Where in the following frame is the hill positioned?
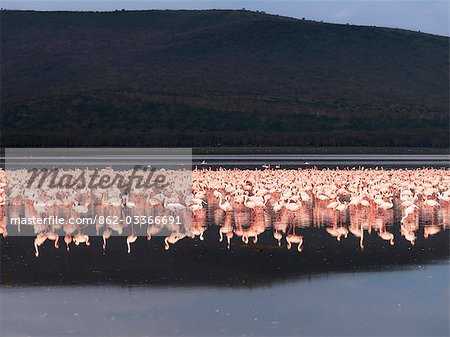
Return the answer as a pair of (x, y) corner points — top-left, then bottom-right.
(1, 10), (449, 147)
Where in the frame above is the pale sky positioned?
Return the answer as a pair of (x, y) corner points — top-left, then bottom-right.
(1, 0), (449, 36)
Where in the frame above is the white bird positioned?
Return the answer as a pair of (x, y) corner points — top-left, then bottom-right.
(73, 202), (88, 214)
(423, 198), (439, 207)
(123, 195), (136, 209)
(126, 235), (137, 253)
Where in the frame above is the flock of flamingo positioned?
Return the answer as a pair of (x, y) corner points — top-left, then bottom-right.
(0, 167), (449, 256)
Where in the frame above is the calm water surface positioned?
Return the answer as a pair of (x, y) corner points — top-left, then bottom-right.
(1, 263), (449, 336)
(4, 153), (449, 169)
(193, 154), (450, 168)
(1, 156), (449, 336)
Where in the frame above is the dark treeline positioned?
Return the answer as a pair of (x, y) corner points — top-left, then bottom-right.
(4, 129), (448, 147)
(3, 93), (448, 147)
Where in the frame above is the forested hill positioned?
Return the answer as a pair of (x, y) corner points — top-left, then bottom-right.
(1, 10), (448, 147)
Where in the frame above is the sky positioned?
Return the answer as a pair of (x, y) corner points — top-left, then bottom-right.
(1, 0), (449, 36)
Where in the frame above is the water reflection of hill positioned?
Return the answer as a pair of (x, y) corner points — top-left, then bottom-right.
(1, 228), (448, 287)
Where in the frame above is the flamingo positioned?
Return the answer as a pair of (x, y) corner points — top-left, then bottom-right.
(423, 198), (439, 208)
(64, 235), (72, 251)
(243, 195), (257, 210)
(437, 193), (450, 202)
(164, 201), (186, 212)
(123, 195), (136, 209)
(349, 223), (365, 250)
(424, 225), (441, 238)
(379, 197), (394, 211)
(73, 234), (90, 246)
(33, 197), (46, 214)
(126, 234), (137, 253)
(285, 198), (301, 212)
(401, 204), (419, 223)
(164, 233), (185, 250)
(379, 231), (394, 245)
(326, 197), (340, 209)
(46, 231), (59, 249)
(102, 228), (111, 250)
(73, 202), (89, 214)
(286, 233), (303, 252)
(286, 224), (303, 252)
(336, 201), (348, 212)
(218, 195), (233, 212)
(273, 230), (283, 246)
(147, 225), (162, 241)
(34, 233), (47, 257)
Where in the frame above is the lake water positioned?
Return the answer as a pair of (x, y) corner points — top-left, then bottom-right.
(4, 153), (449, 169)
(1, 262), (448, 337)
(1, 155), (449, 337)
(192, 154), (449, 168)
(1, 214), (449, 336)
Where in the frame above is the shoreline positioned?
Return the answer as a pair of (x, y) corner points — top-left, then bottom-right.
(193, 147), (449, 155)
